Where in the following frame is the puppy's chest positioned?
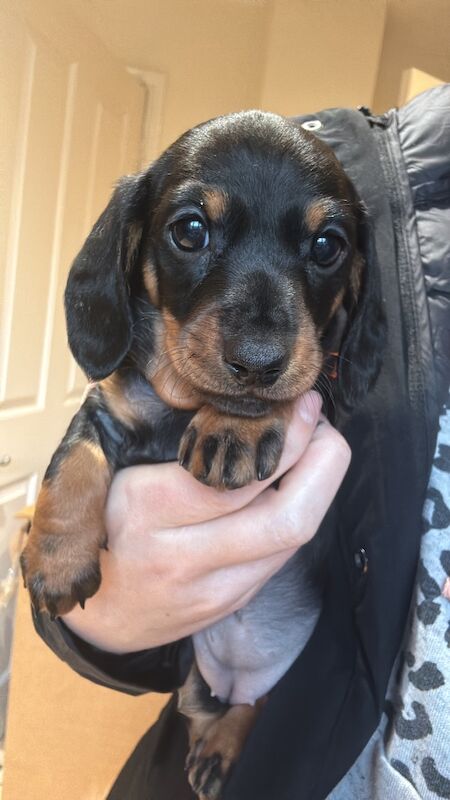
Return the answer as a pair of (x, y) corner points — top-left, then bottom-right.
(192, 553), (322, 706)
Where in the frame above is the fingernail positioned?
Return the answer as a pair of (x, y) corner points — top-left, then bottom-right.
(297, 391), (322, 424)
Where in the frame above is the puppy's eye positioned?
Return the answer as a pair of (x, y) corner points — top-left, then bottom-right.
(311, 233), (343, 267)
(170, 216), (209, 252)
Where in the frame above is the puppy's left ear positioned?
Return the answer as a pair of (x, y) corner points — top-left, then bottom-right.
(338, 205), (386, 408)
(65, 172), (149, 380)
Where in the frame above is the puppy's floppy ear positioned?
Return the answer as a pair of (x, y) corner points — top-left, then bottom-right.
(65, 172), (149, 380)
(337, 204), (386, 408)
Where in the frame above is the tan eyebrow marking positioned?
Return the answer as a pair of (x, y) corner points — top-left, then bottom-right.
(203, 188), (229, 222)
(305, 200), (333, 233)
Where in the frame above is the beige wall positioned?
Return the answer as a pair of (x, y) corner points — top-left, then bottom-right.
(373, 0), (450, 112)
(260, 0), (386, 117)
(398, 67), (445, 106)
(5, 583), (166, 800)
(70, 0), (272, 150)
(70, 0), (450, 155)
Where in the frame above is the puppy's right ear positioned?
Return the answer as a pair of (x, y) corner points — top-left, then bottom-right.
(65, 172), (149, 380)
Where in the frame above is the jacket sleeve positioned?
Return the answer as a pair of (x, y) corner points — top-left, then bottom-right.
(31, 607), (194, 695)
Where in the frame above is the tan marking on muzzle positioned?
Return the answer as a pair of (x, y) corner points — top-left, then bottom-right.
(274, 303), (322, 400)
(149, 309), (204, 410)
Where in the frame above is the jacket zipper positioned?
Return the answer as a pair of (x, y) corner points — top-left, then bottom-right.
(371, 113), (432, 472)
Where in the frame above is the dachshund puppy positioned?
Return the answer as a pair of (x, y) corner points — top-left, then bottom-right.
(21, 111), (385, 799)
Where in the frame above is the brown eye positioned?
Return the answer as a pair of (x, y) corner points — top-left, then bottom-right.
(171, 216), (209, 252)
(311, 233), (343, 267)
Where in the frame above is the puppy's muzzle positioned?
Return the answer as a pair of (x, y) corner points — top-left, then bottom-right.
(224, 339), (287, 387)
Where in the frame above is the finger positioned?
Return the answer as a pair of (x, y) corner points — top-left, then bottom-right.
(108, 391), (323, 529)
(169, 418), (351, 572)
(256, 420), (351, 549)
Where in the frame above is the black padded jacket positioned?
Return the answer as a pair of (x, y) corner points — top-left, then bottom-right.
(33, 85), (450, 800)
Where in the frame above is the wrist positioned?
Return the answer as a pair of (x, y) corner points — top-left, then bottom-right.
(62, 597), (131, 655)
(61, 552), (139, 654)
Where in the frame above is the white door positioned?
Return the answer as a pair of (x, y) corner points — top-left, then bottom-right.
(0, 0), (145, 529)
(0, 0), (146, 743)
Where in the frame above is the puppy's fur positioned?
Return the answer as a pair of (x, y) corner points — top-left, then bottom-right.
(21, 111), (385, 799)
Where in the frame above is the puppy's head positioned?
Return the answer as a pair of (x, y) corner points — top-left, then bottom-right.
(65, 111), (385, 413)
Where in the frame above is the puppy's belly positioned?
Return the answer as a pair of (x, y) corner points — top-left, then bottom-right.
(192, 552), (321, 706)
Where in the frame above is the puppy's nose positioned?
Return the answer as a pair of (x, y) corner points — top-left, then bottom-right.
(224, 341), (286, 387)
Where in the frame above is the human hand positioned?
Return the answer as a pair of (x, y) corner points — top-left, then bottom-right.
(63, 392), (350, 653)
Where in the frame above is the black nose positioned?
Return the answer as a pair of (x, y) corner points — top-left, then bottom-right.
(224, 341), (286, 387)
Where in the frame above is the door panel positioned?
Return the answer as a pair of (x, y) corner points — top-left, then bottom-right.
(0, 0), (146, 502)
(2, 33), (69, 410)
(0, 3), (146, 786)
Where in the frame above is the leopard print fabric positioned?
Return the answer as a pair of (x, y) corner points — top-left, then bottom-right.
(329, 390), (450, 799)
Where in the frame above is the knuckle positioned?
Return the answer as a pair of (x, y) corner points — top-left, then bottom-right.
(147, 554), (171, 582)
(271, 510), (302, 550)
(122, 470), (156, 512)
(190, 590), (229, 624)
(148, 545), (182, 585)
(192, 485), (241, 519)
(320, 425), (351, 465)
(333, 434), (352, 467)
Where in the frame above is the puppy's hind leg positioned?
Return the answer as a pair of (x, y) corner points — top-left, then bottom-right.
(179, 664), (263, 800)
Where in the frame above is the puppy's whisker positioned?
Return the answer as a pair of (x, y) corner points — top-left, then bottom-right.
(169, 359), (194, 402)
(150, 354), (195, 384)
(334, 353), (356, 368)
(315, 373), (337, 413)
(147, 346), (194, 373)
(159, 355), (194, 400)
(153, 355), (192, 393)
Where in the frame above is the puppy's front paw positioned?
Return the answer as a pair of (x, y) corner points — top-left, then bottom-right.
(21, 529), (102, 618)
(178, 406), (284, 489)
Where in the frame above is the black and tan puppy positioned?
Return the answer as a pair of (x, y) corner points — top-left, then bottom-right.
(21, 111), (384, 799)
